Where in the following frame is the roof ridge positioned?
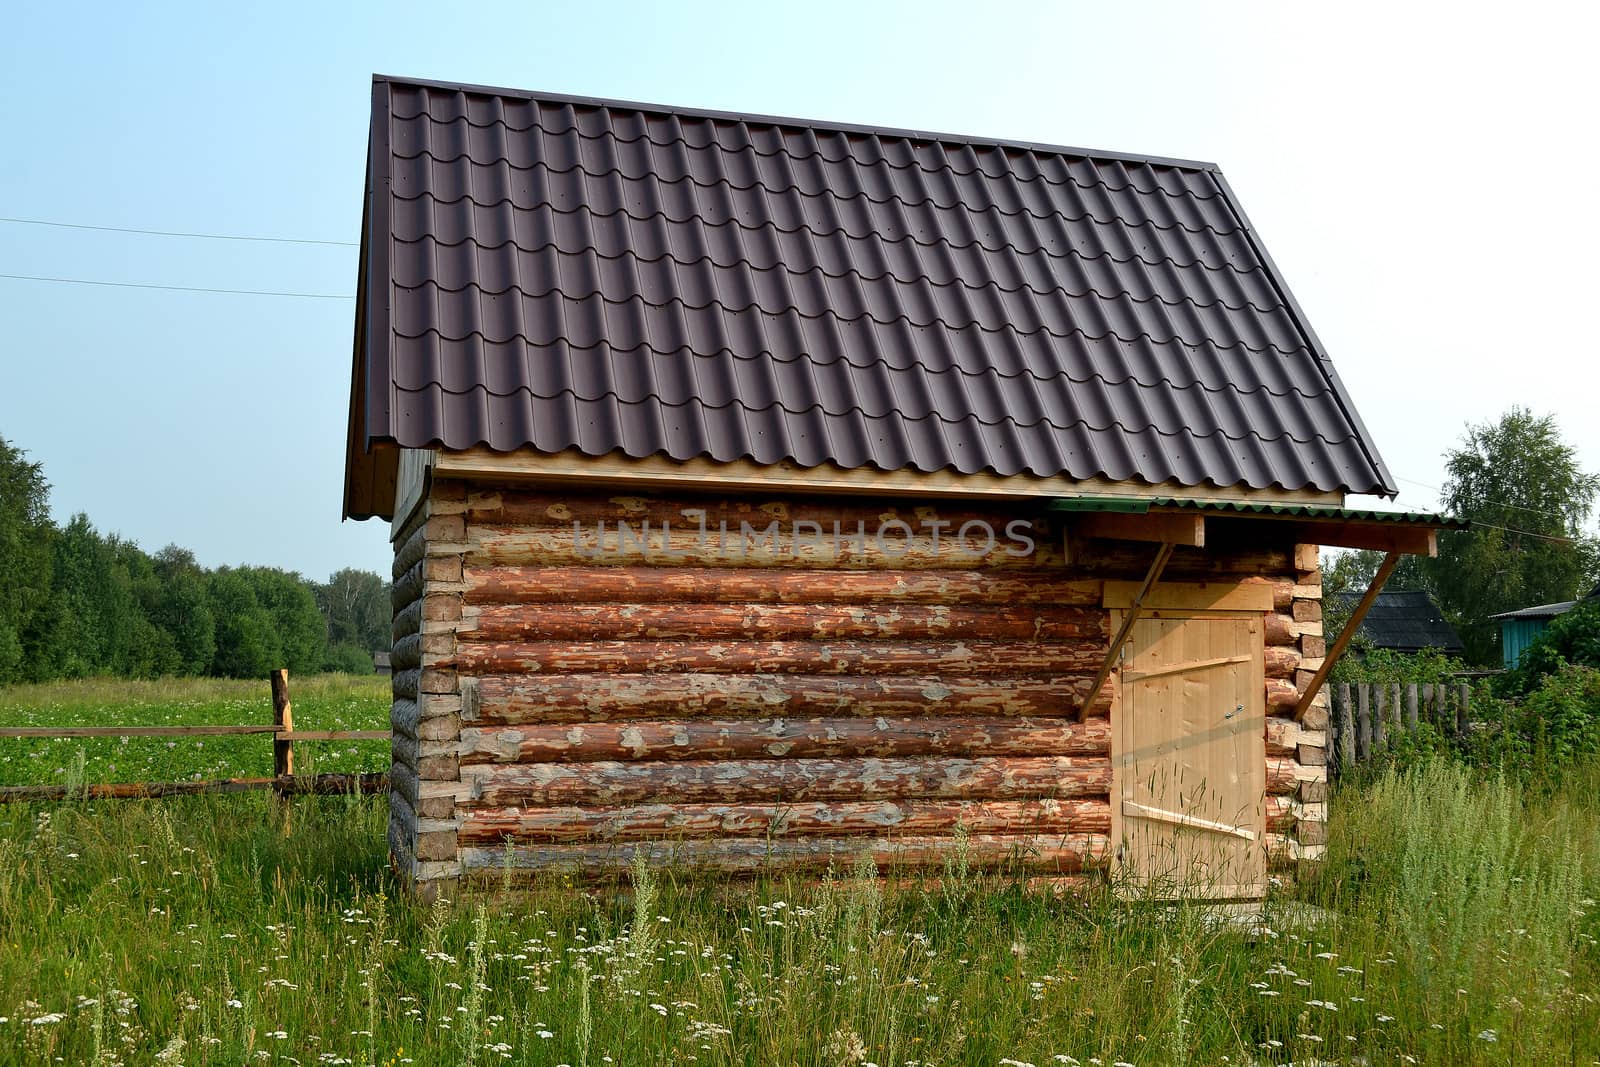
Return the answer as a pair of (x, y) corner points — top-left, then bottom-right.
(374, 73), (1221, 172)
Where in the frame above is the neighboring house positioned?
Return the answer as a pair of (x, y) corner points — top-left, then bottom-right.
(1331, 590), (1464, 656)
(344, 75), (1458, 899)
(1490, 584), (1599, 669)
(372, 650), (392, 675)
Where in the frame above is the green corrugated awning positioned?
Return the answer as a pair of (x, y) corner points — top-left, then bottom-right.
(1044, 497), (1465, 528)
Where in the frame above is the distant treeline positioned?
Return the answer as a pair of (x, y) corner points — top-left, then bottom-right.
(0, 435), (388, 685)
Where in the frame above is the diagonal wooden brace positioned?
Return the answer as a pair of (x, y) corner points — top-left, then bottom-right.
(1078, 541), (1175, 722)
(1293, 550), (1400, 721)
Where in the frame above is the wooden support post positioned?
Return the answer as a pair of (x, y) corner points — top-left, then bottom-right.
(271, 669), (293, 784)
(1293, 550), (1401, 721)
(1078, 542), (1175, 722)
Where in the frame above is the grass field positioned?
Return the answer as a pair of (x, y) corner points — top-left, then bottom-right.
(0, 674), (390, 787)
(0, 677), (1597, 1066)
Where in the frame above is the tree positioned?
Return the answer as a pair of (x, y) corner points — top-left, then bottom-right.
(150, 545), (216, 675)
(1429, 408), (1600, 665)
(207, 568), (281, 679)
(0, 435), (54, 684)
(236, 567), (327, 675)
(313, 567), (388, 672)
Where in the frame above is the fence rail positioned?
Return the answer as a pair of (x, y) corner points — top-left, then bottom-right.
(1330, 681), (1474, 773)
(0, 669), (389, 804)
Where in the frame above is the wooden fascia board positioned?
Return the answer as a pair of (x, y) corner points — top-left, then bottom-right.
(1161, 510), (1440, 556)
(1076, 511), (1205, 547)
(432, 447), (1344, 506)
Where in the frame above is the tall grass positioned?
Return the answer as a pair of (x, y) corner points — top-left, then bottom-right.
(0, 759), (1595, 1064)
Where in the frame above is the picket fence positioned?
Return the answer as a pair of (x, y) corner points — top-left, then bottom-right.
(1328, 681), (1474, 773)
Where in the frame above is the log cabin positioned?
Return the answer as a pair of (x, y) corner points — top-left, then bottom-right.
(343, 74), (1458, 898)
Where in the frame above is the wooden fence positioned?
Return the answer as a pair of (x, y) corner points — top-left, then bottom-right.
(1329, 681), (1474, 773)
(0, 669), (388, 803)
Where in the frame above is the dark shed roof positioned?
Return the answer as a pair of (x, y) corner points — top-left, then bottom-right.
(1333, 590), (1464, 654)
(346, 75), (1397, 519)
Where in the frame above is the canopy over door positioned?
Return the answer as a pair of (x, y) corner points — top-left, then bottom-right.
(1113, 611), (1266, 898)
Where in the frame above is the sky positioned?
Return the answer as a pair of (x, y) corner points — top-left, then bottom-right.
(2, 0), (1597, 580)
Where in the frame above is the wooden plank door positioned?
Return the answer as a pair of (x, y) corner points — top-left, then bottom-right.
(1112, 611), (1266, 898)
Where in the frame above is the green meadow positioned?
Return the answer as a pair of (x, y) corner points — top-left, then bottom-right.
(0, 677), (1596, 1066)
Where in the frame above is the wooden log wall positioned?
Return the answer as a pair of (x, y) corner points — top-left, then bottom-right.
(387, 479), (1326, 891)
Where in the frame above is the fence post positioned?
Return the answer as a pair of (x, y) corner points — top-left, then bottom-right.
(271, 670), (293, 785)
(1405, 683), (1419, 731)
(1457, 682), (1471, 738)
(1337, 683), (1354, 772)
(1372, 685), (1386, 751)
(1357, 685), (1371, 762)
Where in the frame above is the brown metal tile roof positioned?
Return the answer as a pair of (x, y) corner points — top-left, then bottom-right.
(345, 75), (1396, 519)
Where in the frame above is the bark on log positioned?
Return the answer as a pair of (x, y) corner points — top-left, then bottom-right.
(460, 602), (1106, 643)
(463, 524), (1064, 570)
(1071, 542), (1293, 579)
(1266, 678), (1299, 713)
(392, 599), (423, 642)
(464, 755), (1113, 807)
(1264, 612), (1297, 647)
(460, 715), (1113, 764)
(466, 492), (1050, 533)
(1263, 646), (1301, 679)
(452, 640), (1105, 677)
(1267, 758), (1299, 795)
(459, 797), (1114, 844)
(390, 633), (423, 672)
(464, 565), (1103, 608)
(458, 832), (1110, 875)
(391, 561), (425, 611)
(466, 672), (1111, 723)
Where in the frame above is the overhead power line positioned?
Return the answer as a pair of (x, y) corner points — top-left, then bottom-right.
(0, 216), (356, 247)
(0, 273), (353, 300)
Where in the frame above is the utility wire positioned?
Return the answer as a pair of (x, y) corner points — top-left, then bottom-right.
(0, 273), (352, 300)
(0, 216), (356, 247)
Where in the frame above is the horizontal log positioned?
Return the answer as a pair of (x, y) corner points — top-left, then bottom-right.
(392, 518), (430, 581)
(0, 773), (387, 804)
(467, 491), (1048, 534)
(0, 724), (277, 738)
(391, 560), (425, 611)
(390, 633), (422, 671)
(461, 602), (1105, 643)
(459, 716), (1112, 764)
(452, 640), (1104, 677)
(1263, 646), (1301, 680)
(459, 798), (1114, 844)
(464, 522), (1064, 570)
(1266, 678), (1298, 713)
(465, 565), (1103, 607)
(280, 730), (389, 742)
(463, 755), (1112, 807)
(1265, 612), (1297, 647)
(458, 832), (1111, 875)
(392, 599), (423, 642)
(1072, 542), (1293, 579)
(467, 673), (1112, 723)
(1267, 758), (1300, 796)
(391, 668), (420, 701)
